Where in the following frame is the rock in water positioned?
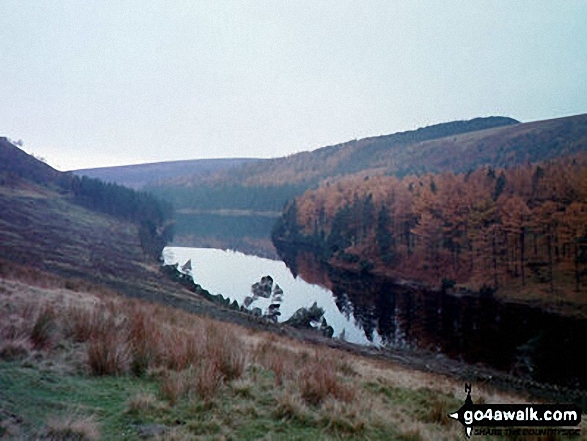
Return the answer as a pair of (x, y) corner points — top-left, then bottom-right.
(251, 275), (273, 298)
(284, 301), (325, 329)
(271, 284), (284, 302)
(181, 259), (192, 274)
(264, 303), (281, 322)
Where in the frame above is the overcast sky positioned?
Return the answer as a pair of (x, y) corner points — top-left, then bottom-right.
(1, 1), (586, 171)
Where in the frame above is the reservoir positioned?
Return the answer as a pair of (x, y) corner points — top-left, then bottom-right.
(163, 246), (587, 390)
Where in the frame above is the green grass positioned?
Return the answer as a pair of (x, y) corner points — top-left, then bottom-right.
(0, 361), (156, 439)
(0, 359), (399, 440)
(2, 274), (584, 440)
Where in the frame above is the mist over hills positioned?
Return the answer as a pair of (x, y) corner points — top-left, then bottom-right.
(144, 114), (587, 214)
(157, 116), (523, 188)
(74, 157), (262, 189)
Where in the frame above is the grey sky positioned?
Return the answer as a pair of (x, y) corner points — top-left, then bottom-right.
(1, 1), (585, 171)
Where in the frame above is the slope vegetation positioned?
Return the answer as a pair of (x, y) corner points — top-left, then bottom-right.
(272, 155), (587, 314)
(149, 114), (587, 215)
(0, 138), (173, 295)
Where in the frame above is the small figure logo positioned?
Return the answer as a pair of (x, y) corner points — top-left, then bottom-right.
(448, 383), (474, 438)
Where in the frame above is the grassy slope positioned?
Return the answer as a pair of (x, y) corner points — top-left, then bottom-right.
(2, 147), (587, 439)
(3, 273), (573, 441)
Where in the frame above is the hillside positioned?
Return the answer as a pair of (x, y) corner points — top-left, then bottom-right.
(0, 137), (66, 187)
(74, 157), (262, 189)
(272, 155), (587, 315)
(4, 266), (558, 440)
(158, 116), (521, 188)
(0, 138), (174, 294)
(2, 139), (557, 440)
(148, 114), (587, 214)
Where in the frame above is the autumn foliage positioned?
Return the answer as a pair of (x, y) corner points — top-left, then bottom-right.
(273, 156), (587, 296)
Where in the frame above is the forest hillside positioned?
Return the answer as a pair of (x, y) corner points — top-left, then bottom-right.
(272, 155), (587, 313)
(149, 114), (587, 213)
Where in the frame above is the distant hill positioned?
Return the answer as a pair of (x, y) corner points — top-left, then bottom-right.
(1, 138), (173, 273)
(158, 116), (523, 189)
(73, 157), (263, 189)
(147, 114), (587, 214)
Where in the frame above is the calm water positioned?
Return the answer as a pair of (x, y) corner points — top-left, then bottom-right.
(163, 246), (372, 345)
(171, 212), (278, 259)
(163, 246), (587, 390)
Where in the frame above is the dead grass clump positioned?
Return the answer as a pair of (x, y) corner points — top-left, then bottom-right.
(86, 309), (129, 376)
(43, 414), (99, 441)
(298, 356), (355, 406)
(319, 399), (366, 435)
(273, 391), (314, 425)
(31, 304), (58, 349)
(337, 359), (358, 377)
(126, 392), (167, 415)
(159, 371), (188, 405)
(231, 378), (253, 399)
(163, 329), (205, 372)
(193, 360), (223, 401)
(206, 328), (246, 382)
(253, 340), (297, 386)
(64, 305), (96, 343)
(0, 338), (31, 361)
(397, 428), (425, 441)
(416, 390), (452, 426)
(127, 305), (163, 376)
(87, 334), (129, 376)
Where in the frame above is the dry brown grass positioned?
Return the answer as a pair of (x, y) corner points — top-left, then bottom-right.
(193, 360), (223, 401)
(85, 305), (130, 376)
(273, 391), (314, 424)
(206, 325), (247, 382)
(3, 267), (562, 441)
(30, 304), (58, 350)
(43, 414), (100, 441)
(0, 337), (31, 361)
(159, 371), (188, 405)
(126, 392), (166, 415)
(253, 339), (299, 386)
(298, 353), (356, 406)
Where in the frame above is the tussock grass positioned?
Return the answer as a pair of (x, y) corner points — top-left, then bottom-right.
(193, 360), (223, 401)
(0, 337), (31, 361)
(253, 339), (299, 386)
(126, 392), (166, 415)
(86, 306), (130, 376)
(159, 370), (188, 405)
(273, 391), (314, 424)
(298, 353), (356, 406)
(30, 304), (58, 349)
(3, 274), (584, 440)
(43, 414), (99, 441)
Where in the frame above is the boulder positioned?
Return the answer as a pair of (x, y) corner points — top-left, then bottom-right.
(284, 301), (325, 329)
(181, 259), (192, 274)
(251, 275), (273, 298)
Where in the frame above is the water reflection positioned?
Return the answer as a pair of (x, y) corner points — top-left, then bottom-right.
(171, 212), (279, 259)
(280, 247), (587, 389)
(162, 246), (371, 345)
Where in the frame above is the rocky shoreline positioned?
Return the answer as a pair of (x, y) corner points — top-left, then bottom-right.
(160, 262), (587, 411)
